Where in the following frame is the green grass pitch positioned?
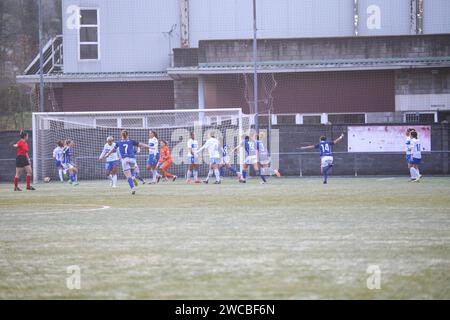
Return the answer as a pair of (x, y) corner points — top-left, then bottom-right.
(0, 177), (449, 299)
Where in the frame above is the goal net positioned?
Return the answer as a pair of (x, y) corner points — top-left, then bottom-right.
(32, 108), (250, 183)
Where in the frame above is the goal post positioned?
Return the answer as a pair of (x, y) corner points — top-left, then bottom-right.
(32, 108), (250, 183)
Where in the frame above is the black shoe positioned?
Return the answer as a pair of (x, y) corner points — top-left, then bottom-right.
(203, 180), (209, 184)
(172, 176), (177, 182)
(323, 181), (327, 184)
(214, 181), (221, 184)
(27, 186), (36, 190)
(156, 175), (161, 184)
(131, 190), (136, 195)
(14, 187), (22, 191)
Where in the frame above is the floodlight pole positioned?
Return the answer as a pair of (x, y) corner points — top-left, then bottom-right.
(38, 0), (44, 112)
(252, 0), (259, 136)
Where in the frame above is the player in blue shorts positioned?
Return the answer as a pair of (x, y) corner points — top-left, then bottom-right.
(255, 132), (281, 183)
(146, 130), (160, 184)
(52, 140), (65, 182)
(301, 133), (344, 184)
(102, 130), (150, 194)
(408, 130), (422, 182)
(405, 128), (416, 181)
(99, 136), (120, 188)
(131, 146), (146, 185)
(196, 133), (221, 184)
(231, 135), (266, 183)
(186, 132), (201, 183)
(219, 139), (238, 180)
(62, 139), (78, 186)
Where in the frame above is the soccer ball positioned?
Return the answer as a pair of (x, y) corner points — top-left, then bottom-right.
(43, 177), (51, 183)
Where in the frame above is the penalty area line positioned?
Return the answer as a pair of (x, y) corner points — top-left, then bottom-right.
(3, 205), (111, 216)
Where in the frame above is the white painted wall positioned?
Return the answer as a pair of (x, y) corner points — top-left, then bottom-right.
(62, 0), (450, 73)
(396, 94), (450, 111)
(63, 0), (181, 73)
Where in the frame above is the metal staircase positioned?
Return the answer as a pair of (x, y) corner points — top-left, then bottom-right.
(23, 35), (63, 75)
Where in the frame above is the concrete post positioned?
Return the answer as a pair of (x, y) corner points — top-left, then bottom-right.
(180, 0), (190, 48)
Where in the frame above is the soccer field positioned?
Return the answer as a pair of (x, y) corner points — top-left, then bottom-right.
(0, 177), (449, 299)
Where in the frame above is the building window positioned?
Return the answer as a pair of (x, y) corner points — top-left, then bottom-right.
(405, 113), (436, 124)
(328, 114), (366, 124)
(79, 9), (99, 60)
(303, 115), (321, 125)
(277, 115), (296, 125)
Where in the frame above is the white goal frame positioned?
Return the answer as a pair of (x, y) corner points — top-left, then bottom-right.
(32, 108), (247, 183)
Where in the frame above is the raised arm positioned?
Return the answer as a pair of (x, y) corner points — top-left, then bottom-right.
(196, 140), (210, 154)
(333, 133), (345, 145)
(102, 145), (116, 160)
(229, 142), (242, 155)
(138, 142), (150, 149)
(99, 148), (107, 160)
(301, 145), (316, 150)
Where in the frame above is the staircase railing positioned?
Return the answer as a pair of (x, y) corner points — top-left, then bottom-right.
(24, 35), (63, 75)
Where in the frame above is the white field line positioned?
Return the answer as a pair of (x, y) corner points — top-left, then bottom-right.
(1, 205), (111, 216)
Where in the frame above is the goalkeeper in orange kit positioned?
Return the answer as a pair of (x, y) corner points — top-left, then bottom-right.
(156, 140), (177, 183)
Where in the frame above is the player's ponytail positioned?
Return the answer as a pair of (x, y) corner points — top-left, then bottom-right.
(20, 130), (27, 139)
(151, 130), (158, 139)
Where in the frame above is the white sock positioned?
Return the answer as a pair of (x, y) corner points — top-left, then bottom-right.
(413, 168), (420, 178)
(416, 168), (420, 176)
(112, 174), (117, 186)
(186, 170), (192, 180)
(410, 167), (417, 179)
(193, 170), (198, 181)
(214, 169), (220, 181)
(152, 170), (157, 182)
(58, 169), (63, 181)
(206, 170), (213, 181)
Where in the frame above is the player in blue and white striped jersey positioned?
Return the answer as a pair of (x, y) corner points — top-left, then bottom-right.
(405, 128), (417, 181)
(62, 139), (78, 186)
(408, 130), (422, 182)
(99, 136), (120, 188)
(146, 130), (160, 184)
(52, 140), (65, 182)
(186, 132), (201, 183)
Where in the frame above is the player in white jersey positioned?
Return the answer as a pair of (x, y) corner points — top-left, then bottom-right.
(146, 130), (160, 184)
(186, 132), (201, 183)
(408, 130), (422, 182)
(99, 136), (119, 188)
(195, 132), (221, 184)
(405, 128), (416, 181)
(52, 140), (65, 182)
(254, 133), (281, 182)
